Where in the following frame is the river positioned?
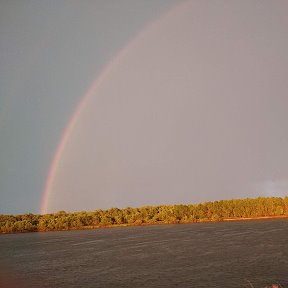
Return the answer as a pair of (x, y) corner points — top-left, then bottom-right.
(0, 219), (287, 287)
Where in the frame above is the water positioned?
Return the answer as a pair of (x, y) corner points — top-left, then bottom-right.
(0, 219), (287, 287)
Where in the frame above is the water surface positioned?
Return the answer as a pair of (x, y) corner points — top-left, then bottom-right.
(0, 219), (287, 287)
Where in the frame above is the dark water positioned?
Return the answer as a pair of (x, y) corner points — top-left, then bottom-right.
(0, 219), (288, 287)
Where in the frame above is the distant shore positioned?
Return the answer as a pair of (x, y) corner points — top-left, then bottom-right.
(74, 214), (288, 232)
(31, 215), (288, 235)
(1, 196), (288, 234)
(2, 213), (288, 235)
(1, 216), (288, 235)
(79, 214), (288, 230)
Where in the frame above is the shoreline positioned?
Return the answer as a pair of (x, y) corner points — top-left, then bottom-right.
(223, 215), (288, 222)
(2, 214), (288, 235)
(2, 197), (288, 234)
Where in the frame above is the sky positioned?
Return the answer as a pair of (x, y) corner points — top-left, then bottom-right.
(1, 0), (288, 215)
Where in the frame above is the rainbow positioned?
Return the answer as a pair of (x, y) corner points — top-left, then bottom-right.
(40, 48), (128, 214)
(40, 2), (185, 214)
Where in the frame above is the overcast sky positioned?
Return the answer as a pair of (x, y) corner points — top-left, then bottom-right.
(1, 0), (288, 214)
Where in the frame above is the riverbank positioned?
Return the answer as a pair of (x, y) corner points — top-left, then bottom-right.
(1, 213), (288, 235)
(1, 196), (288, 234)
(223, 215), (288, 222)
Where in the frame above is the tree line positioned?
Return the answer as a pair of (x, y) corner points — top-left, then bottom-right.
(1, 197), (288, 233)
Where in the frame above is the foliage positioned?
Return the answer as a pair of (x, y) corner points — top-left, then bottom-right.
(1, 197), (288, 233)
